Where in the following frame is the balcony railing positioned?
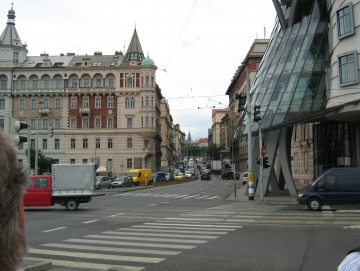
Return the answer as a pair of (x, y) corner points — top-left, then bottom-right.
(79, 107), (91, 116)
(38, 108), (51, 116)
(65, 87), (116, 93)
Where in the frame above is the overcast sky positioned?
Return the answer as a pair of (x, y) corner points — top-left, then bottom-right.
(1, 0), (276, 141)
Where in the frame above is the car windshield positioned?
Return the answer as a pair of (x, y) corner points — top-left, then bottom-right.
(243, 173), (248, 177)
(127, 172), (138, 177)
(177, 173), (183, 176)
(185, 171), (191, 174)
(96, 176), (102, 181)
(115, 177), (125, 181)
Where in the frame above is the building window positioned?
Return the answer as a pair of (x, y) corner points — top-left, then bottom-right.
(336, 3), (354, 39)
(56, 79), (62, 88)
(1, 80), (7, 89)
(42, 119), (48, 129)
(71, 97), (77, 109)
(0, 99), (5, 109)
(33, 80), (38, 89)
(70, 118), (76, 129)
(127, 77), (133, 88)
(141, 97), (144, 107)
(107, 97), (113, 108)
(151, 77), (154, 87)
(43, 98), (49, 108)
(72, 79), (77, 88)
(42, 139), (47, 150)
(338, 51), (359, 86)
(31, 139), (35, 149)
(55, 118), (60, 129)
(141, 117), (143, 127)
(55, 98), (61, 108)
(83, 97), (89, 107)
(107, 118), (113, 128)
(70, 159), (75, 164)
(96, 138), (100, 149)
(30, 119), (37, 129)
(151, 117), (154, 127)
(0, 118), (4, 129)
(151, 97), (154, 106)
(84, 79), (90, 88)
(96, 79), (101, 88)
(83, 159), (88, 164)
(13, 52), (18, 63)
(130, 97), (135, 107)
(83, 118), (89, 128)
(127, 138), (132, 148)
(127, 158), (132, 168)
(95, 97), (101, 108)
(108, 138), (113, 148)
(145, 76), (149, 86)
(127, 118), (132, 128)
(145, 96), (149, 106)
(55, 139), (60, 149)
(21, 80), (26, 89)
(19, 98), (24, 109)
(145, 117), (149, 127)
(83, 138), (88, 149)
(18, 142), (23, 150)
(125, 97), (130, 107)
(31, 99), (37, 109)
(109, 78), (114, 88)
(71, 138), (76, 149)
(95, 118), (101, 129)
(44, 80), (50, 89)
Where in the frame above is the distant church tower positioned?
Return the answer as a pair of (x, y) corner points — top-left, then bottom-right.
(187, 131), (192, 142)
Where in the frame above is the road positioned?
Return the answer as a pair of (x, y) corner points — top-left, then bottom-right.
(23, 173), (360, 271)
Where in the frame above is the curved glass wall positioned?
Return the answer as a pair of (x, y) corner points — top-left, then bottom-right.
(238, 0), (330, 137)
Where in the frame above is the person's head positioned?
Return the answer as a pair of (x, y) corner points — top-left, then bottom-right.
(0, 129), (28, 270)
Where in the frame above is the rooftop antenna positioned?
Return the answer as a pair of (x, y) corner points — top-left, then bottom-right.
(123, 39), (125, 53)
(264, 26), (266, 39)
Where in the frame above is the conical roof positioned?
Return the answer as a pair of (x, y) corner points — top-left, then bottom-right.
(122, 28), (145, 63)
(0, 4), (25, 48)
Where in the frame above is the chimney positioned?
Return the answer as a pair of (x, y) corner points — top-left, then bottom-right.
(115, 51), (123, 56)
(94, 51), (102, 56)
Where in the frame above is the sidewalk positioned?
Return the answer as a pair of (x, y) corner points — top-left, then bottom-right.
(227, 183), (299, 205)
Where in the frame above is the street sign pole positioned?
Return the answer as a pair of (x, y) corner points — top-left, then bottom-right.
(259, 128), (264, 202)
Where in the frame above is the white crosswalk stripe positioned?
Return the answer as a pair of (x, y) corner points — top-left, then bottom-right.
(113, 192), (222, 200)
(26, 209), (244, 270)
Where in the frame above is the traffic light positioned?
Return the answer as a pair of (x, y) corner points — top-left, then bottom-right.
(257, 156), (261, 165)
(253, 105), (261, 122)
(263, 156), (270, 168)
(236, 93), (246, 112)
(49, 126), (54, 137)
(13, 121), (28, 146)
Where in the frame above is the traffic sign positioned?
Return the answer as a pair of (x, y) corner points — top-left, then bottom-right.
(261, 146), (267, 156)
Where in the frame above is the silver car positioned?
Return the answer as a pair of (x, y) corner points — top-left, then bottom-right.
(111, 176), (138, 188)
(185, 170), (192, 178)
(96, 176), (112, 189)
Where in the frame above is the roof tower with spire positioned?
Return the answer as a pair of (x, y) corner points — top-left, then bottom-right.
(122, 28), (145, 65)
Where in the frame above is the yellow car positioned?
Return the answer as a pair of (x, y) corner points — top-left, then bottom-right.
(174, 172), (186, 180)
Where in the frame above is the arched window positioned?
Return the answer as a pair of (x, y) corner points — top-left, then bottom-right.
(125, 97), (130, 107)
(130, 97), (135, 107)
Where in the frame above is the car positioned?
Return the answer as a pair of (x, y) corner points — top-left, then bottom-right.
(184, 170), (192, 178)
(111, 176), (137, 188)
(152, 172), (166, 183)
(200, 170), (211, 180)
(174, 172), (186, 180)
(165, 173), (174, 181)
(242, 172), (248, 184)
(173, 169), (180, 176)
(115, 173), (127, 180)
(221, 171), (235, 180)
(189, 169), (195, 176)
(234, 171), (240, 180)
(96, 176), (112, 189)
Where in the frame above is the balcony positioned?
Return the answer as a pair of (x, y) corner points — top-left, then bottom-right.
(65, 87), (116, 94)
(79, 107), (91, 116)
(38, 108), (51, 116)
(141, 127), (156, 138)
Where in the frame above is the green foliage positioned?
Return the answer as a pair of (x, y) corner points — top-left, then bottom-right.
(25, 148), (57, 174)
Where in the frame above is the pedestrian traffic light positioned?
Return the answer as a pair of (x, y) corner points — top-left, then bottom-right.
(13, 121), (28, 146)
(253, 105), (261, 122)
(236, 93), (246, 112)
(49, 126), (54, 137)
(257, 156), (261, 165)
(263, 156), (270, 168)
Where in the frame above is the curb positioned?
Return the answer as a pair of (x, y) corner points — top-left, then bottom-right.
(17, 260), (52, 271)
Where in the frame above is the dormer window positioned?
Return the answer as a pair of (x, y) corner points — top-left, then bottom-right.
(35, 63), (43, 67)
(53, 62), (63, 67)
(13, 52), (18, 63)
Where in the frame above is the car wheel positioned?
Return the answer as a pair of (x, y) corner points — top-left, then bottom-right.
(97, 185), (101, 190)
(307, 197), (322, 211)
(65, 198), (78, 211)
(108, 184), (111, 189)
(137, 182), (140, 186)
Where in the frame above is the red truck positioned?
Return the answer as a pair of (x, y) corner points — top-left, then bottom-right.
(23, 164), (95, 211)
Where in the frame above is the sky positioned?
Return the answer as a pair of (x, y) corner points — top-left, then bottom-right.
(0, 0), (276, 141)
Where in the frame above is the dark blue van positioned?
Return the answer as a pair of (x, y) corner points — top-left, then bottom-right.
(152, 172), (166, 183)
(297, 168), (360, 211)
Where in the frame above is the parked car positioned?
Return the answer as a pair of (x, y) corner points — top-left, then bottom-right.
(174, 172), (186, 180)
(152, 172), (166, 183)
(115, 173), (127, 180)
(111, 176), (137, 188)
(221, 171), (235, 180)
(242, 172), (248, 184)
(234, 171), (240, 180)
(96, 176), (112, 189)
(165, 173), (174, 181)
(189, 169), (196, 176)
(185, 170), (192, 178)
(200, 170), (211, 180)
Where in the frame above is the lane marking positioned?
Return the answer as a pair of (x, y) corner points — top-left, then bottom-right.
(103, 231), (219, 239)
(123, 228), (228, 235)
(143, 222), (242, 229)
(148, 204), (157, 206)
(131, 225), (237, 231)
(83, 220), (97, 224)
(42, 227), (66, 233)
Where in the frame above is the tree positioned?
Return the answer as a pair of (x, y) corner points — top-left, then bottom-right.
(25, 148), (57, 174)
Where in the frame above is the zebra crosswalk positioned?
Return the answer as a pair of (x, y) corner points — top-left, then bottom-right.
(113, 192), (223, 200)
(25, 210), (243, 270)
